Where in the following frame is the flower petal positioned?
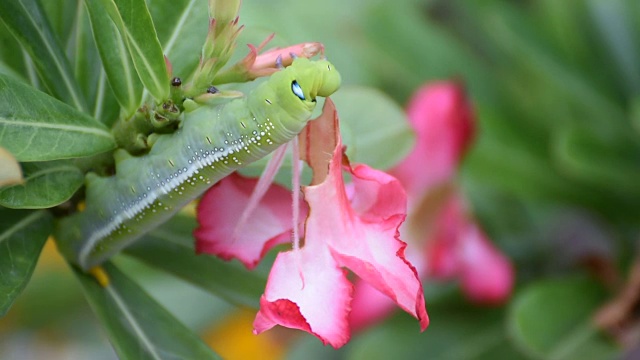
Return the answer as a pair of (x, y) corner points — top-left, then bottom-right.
(349, 164), (407, 222)
(458, 224), (514, 304)
(253, 242), (353, 348)
(427, 195), (513, 304)
(302, 101), (429, 330)
(391, 82), (475, 198)
(194, 173), (296, 269)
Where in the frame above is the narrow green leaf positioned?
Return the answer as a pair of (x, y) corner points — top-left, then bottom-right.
(0, 60), (28, 84)
(72, 262), (221, 359)
(40, 0), (80, 54)
(72, 0), (103, 113)
(93, 69), (122, 127)
(332, 86), (415, 170)
(102, 0), (170, 102)
(0, 161), (84, 209)
(84, 0), (142, 116)
(125, 215), (266, 309)
(0, 209), (52, 316)
(509, 276), (617, 360)
(0, 0), (88, 112)
(0, 74), (116, 162)
(0, 20), (29, 82)
(149, 0), (209, 80)
(0, 146), (23, 187)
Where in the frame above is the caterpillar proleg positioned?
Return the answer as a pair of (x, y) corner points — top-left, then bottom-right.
(55, 58), (341, 270)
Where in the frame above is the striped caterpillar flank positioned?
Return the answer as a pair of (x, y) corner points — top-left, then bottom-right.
(55, 58), (341, 270)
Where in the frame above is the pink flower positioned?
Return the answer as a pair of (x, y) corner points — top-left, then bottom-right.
(392, 82), (475, 198)
(196, 100), (428, 348)
(349, 82), (513, 330)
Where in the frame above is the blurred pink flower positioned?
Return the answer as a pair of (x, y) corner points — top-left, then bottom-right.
(195, 99), (428, 348)
(428, 194), (513, 304)
(349, 82), (513, 331)
(392, 82), (475, 198)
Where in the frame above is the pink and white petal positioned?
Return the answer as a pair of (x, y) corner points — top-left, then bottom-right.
(328, 218), (429, 331)
(349, 164), (407, 222)
(253, 242), (353, 348)
(194, 173), (296, 269)
(303, 144), (428, 330)
(458, 224), (514, 304)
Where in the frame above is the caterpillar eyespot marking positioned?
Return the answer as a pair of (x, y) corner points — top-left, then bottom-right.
(291, 80), (305, 100)
(55, 58), (342, 270)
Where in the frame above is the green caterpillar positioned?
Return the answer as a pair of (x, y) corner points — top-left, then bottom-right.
(55, 58), (340, 270)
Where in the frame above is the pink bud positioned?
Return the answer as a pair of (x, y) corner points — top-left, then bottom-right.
(252, 42), (324, 72)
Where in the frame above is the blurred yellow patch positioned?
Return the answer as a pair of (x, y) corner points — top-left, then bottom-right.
(202, 309), (285, 360)
(180, 200), (199, 217)
(39, 237), (66, 269)
(88, 266), (110, 287)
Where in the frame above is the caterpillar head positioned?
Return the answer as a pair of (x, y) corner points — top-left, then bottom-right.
(268, 58), (341, 116)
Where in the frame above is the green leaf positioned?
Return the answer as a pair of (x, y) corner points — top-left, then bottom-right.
(0, 74), (116, 162)
(509, 276), (618, 360)
(73, 262), (221, 359)
(124, 215), (266, 309)
(40, 0), (79, 53)
(332, 86), (415, 170)
(84, 0), (143, 117)
(0, 161), (84, 209)
(72, 0), (103, 114)
(0, 0), (88, 112)
(0, 209), (52, 316)
(149, 0), (209, 81)
(0, 20), (29, 82)
(93, 70), (122, 127)
(102, 0), (170, 102)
